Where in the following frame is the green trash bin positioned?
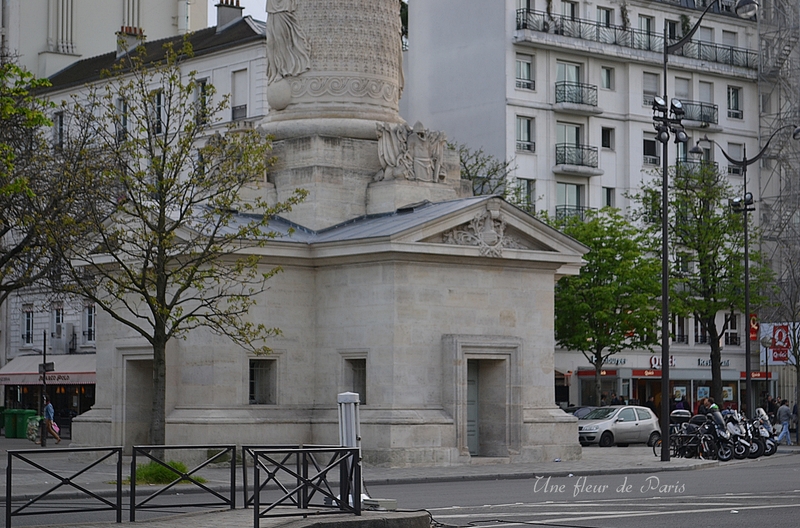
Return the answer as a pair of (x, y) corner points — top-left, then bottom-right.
(4, 409), (17, 438)
(16, 409), (37, 439)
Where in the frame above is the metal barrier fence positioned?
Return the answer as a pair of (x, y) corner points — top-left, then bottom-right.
(130, 444), (236, 522)
(5, 447), (123, 528)
(250, 446), (361, 521)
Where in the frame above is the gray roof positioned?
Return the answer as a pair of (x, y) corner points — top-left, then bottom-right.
(232, 195), (495, 245)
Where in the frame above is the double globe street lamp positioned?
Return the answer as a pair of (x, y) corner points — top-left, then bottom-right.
(689, 125), (800, 418)
(653, 0), (761, 461)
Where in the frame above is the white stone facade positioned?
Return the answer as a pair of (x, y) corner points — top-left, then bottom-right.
(9, 0), (594, 467)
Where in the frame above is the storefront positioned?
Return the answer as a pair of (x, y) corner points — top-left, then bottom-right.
(0, 354), (96, 419)
(561, 350), (749, 413)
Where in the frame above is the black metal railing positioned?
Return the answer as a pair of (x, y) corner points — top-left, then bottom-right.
(250, 445), (361, 520)
(516, 78), (534, 90)
(674, 334), (690, 344)
(516, 9), (758, 70)
(555, 143), (598, 167)
(6, 447), (123, 528)
(725, 333), (741, 346)
(130, 444), (236, 522)
(516, 140), (536, 152)
(555, 205), (593, 221)
(681, 100), (719, 124)
(232, 104), (247, 121)
(555, 81), (598, 106)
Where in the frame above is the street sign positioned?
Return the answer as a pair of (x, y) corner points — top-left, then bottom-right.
(38, 362), (55, 374)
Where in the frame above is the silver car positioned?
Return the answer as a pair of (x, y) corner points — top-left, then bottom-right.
(578, 405), (660, 447)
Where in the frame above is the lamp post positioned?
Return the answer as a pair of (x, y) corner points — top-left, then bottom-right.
(654, 0), (760, 461)
(760, 335), (774, 402)
(690, 125), (800, 418)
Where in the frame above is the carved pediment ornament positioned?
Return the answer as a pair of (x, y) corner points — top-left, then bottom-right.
(442, 206), (527, 257)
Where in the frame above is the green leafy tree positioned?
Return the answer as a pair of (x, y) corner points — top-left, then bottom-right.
(0, 56), (94, 307)
(547, 208), (661, 405)
(55, 40), (305, 449)
(634, 162), (772, 406)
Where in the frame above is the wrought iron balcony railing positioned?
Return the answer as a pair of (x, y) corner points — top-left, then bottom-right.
(681, 100), (719, 124)
(555, 81), (598, 106)
(725, 333), (741, 346)
(556, 143), (598, 167)
(674, 334), (690, 344)
(555, 204), (593, 221)
(516, 140), (536, 152)
(516, 9), (758, 70)
(677, 159), (719, 172)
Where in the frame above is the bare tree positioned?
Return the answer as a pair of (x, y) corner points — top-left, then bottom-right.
(55, 40), (305, 448)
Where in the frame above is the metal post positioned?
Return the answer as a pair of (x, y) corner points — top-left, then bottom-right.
(41, 331), (47, 447)
(741, 145), (753, 417)
(659, 20), (671, 463)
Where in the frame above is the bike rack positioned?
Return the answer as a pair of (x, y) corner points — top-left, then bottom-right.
(5, 447), (123, 528)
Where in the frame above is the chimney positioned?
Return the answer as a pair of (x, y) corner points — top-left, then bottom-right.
(116, 26), (145, 58)
(216, 0), (244, 30)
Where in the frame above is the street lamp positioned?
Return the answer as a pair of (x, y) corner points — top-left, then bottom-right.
(689, 124), (800, 418)
(654, 0), (759, 462)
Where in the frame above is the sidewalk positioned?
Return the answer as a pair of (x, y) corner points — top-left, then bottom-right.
(2, 435), (798, 527)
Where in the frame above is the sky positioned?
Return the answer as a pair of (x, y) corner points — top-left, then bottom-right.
(207, 0), (267, 25)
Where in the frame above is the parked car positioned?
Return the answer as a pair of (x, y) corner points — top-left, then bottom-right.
(578, 405), (660, 447)
(564, 406), (597, 419)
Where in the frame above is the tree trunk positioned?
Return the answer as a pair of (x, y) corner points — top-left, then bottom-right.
(709, 337), (723, 407)
(149, 336), (167, 460)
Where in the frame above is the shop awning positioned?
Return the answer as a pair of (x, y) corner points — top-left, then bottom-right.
(0, 354), (96, 385)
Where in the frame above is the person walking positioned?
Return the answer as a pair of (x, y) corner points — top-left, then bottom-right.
(776, 399), (793, 446)
(42, 395), (61, 444)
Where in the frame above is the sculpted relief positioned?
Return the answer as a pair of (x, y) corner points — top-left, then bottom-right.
(375, 121), (447, 183)
(442, 207), (527, 258)
(266, 0), (311, 109)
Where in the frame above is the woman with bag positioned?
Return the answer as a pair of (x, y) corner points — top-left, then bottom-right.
(43, 395), (61, 444)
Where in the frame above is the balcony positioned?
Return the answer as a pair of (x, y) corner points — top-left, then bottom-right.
(515, 9), (758, 70)
(516, 140), (536, 152)
(674, 334), (690, 344)
(554, 81), (602, 116)
(676, 159), (719, 173)
(725, 333), (741, 346)
(555, 204), (593, 221)
(554, 143), (603, 176)
(681, 100), (719, 128)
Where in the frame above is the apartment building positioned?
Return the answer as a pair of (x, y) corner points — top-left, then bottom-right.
(403, 0), (765, 410)
(0, 0), (207, 78)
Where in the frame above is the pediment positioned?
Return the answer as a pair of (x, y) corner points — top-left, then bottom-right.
(421, 208), (554, 256)
(405, 198), (586, 260)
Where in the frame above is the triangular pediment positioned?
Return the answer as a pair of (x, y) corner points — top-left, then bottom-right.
(394, 197), (588, 260)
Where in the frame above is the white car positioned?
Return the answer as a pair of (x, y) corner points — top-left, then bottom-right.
(578, 405), (660, 447)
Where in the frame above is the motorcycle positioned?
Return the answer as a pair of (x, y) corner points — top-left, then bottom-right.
(755, 408), (778, 456)
(706, 411), (734, 462)
(723, 410), (751, 460)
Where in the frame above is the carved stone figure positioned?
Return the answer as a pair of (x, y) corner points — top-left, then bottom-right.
(265, 0), (311, 84)
(374, 121), (447, 182)
(442, 206), (527, 257)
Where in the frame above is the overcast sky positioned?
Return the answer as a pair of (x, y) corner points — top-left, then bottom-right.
(207, 0), (266, 25)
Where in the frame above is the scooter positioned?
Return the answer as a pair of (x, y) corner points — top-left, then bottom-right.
(723, 410), (751, 459)
(755, 408), (778, 456)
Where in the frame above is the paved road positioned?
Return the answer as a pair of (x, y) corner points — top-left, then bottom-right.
(369, 448), (800, 528)
(2, 435), (798, 527)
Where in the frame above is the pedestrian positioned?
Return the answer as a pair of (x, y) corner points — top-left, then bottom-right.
(776, 399), (793, 446)
(697, 397), (710, 415)
(600, 393), (607, 406)
(707, 397), (719, 412)
(767, 395), (778, 422)
(671, 392), (686, 412)
(610, 392), (621, 405)
(42, 395), (61, 445)
(645, 395), (658, 416)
